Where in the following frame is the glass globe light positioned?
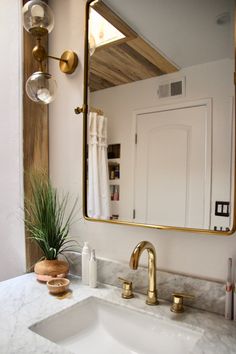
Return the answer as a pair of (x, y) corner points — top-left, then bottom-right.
(89, 33), (96, 56)
(22, 0), (54, 37)
(26, 72), (57, 104)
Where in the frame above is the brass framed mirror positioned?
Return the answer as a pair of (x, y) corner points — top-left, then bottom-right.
(79, 0), (236, 235)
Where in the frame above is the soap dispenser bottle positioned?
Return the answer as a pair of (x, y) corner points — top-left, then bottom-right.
(82, 242), (90, 285)
(89, 249), (97, 288)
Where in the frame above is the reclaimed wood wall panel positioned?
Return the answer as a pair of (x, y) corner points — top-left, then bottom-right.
(23, 0), (49, 271)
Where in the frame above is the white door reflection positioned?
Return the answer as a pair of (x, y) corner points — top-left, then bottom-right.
(134, 102), (211, 228)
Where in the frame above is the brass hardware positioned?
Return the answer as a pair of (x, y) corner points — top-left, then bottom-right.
(129, 241), (158, 305)
(90, 107), (104, 115)
(47, 55), (68, 64)
(170, 293), (195, 313)
(59, 50), (79, 74)
(74, 106), (103, 115)
(118, 277), (134, 299)
(75, 105), (86, 115)
(32, 45), (78, 75)
(23, 1), (78, 75)
(32, 39), (47, 64)
(23, 1), (79, 104)
(29, 27), (48, 38)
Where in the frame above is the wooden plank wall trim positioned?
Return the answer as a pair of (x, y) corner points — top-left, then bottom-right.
(23, 0), (49, 271)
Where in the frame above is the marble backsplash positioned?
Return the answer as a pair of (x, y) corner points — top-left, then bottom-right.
(66, 252), (225, 316)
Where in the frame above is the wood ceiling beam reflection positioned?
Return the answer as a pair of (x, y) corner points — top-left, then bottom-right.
(127, 37), (179, 74)
(89, 1), (179, 92)
(90, 43), (162, 91)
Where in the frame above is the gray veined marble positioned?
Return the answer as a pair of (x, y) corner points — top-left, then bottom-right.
(67, 252), (225, 315)
(0, 273), (235, 354)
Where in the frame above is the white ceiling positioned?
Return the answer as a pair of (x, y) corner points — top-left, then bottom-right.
(103, 0), (234, 68)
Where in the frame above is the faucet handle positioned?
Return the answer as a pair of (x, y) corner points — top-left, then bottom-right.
(171, 292), (195, 313)
(118, 277), (134, 299)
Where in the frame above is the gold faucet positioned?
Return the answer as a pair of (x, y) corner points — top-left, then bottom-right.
(129, 241), (158, 305)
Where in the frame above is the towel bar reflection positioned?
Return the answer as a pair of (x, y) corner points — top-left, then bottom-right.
(74, 106), (104, 115)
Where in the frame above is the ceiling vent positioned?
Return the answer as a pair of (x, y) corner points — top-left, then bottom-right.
(157, 77), (185, 99)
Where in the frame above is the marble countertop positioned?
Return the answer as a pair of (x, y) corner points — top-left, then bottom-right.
(0, 273), (235, 354)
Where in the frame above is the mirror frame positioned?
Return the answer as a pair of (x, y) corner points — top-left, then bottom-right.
(81, 0), (236, 235)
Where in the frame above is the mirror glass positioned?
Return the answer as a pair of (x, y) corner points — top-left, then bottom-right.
(85, 0), (235, 232)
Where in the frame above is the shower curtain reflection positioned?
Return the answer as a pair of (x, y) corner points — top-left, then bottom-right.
(87, 112), (110, 219)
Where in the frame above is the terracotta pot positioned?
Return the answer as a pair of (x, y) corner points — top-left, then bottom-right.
(34, 259), (69, 282)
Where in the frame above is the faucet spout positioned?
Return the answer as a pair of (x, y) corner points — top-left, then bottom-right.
(129, 241), (158, 305)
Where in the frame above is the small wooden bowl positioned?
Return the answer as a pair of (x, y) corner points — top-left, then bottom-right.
(47, 278), (70, 295)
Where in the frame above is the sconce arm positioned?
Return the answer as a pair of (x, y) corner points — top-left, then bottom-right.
(49, 51), (79, 74)
(32, 44), (78, 75)
(47, 55), (68, 64)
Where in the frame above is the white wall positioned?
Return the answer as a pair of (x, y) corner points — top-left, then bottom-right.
(0, 1), (25, 281)
(49, 0), (236, 282)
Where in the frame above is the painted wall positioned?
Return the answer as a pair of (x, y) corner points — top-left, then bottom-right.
(49, 0), (236, 282)
(0, 1), (25, 281)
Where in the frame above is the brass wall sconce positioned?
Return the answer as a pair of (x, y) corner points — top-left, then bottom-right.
(22, 0), (78, 104)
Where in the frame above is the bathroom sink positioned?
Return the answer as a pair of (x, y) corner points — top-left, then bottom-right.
(30, 297), (202, 354)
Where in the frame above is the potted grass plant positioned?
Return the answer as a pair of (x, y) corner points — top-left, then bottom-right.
(24, 172), (78, 281)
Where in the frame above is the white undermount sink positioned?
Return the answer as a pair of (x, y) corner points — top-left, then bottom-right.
(30, 297), (202, 354)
